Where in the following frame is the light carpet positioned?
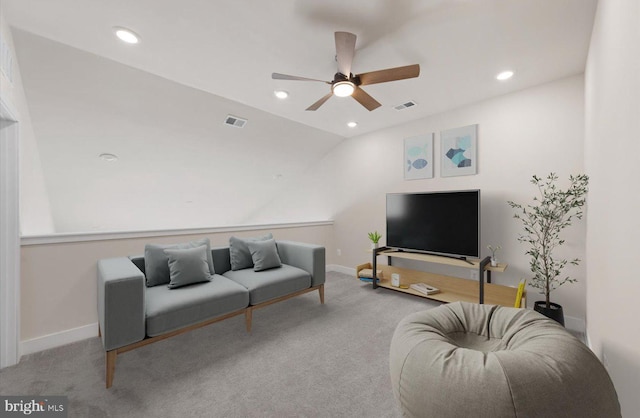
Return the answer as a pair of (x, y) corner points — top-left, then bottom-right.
(0, 271), (440, 417)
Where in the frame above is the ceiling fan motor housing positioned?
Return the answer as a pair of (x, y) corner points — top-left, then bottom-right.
(332, 72), (361, 86)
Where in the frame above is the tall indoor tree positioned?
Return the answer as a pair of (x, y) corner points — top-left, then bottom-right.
(508, 173), (589, 323)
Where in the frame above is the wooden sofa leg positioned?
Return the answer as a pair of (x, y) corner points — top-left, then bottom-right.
(319, 284), (325, 304)
(106, 350), (117, 389)
(245, 308), (253, 332)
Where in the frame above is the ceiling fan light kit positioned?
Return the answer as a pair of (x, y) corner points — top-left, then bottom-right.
(332, 81), (355, 97)
(272, 31), (420, 112)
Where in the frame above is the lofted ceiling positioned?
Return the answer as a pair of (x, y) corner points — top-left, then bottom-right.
(4, 0), (597, 139)
(4, 0), (598, 233)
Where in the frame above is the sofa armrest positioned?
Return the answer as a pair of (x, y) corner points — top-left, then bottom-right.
(276, 241), (326, 287)
(97, 257), (146, 351)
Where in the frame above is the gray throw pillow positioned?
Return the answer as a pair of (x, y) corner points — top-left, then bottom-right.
(164, 245), (212, 289)
(246, 238), (282, 272)
(229, 233), (273, 271)
(144, 238), (215, 287)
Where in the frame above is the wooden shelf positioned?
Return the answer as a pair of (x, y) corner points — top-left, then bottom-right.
(358, 249), (523, 308)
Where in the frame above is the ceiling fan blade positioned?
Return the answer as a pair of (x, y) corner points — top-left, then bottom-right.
(335, 31), (357, 76)
(272, 73), (329, 83)
(358, 64), (420, 86)
(306, 92), (334, 111)
(352, 87), (382, 111)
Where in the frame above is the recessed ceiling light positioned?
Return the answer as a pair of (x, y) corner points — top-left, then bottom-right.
(114, 27), (140, 44)
(99, 153), (118, 162)
(274, 90), (289, 99)
(347, 121), (358, 128)
(496, 70), (514, 81)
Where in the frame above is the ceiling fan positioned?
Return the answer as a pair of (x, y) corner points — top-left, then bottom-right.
(272, 31), (420, 111)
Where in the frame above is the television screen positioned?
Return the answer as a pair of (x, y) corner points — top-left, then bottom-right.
(386, 190), (480, 258)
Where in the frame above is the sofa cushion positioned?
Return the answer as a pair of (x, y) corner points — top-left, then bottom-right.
(229, 233), (273, 271)
(145, 275), (249, 337)
(144, 238), (215, 287)
(223, 264), (311, 305)
(247, 238), (282, 271)
(165, 245), (212, 289)
(211, 247), (232, 274)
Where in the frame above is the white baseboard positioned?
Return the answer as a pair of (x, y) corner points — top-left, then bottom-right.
(20, 322), (98, 357)
(327, 264), (355, 276)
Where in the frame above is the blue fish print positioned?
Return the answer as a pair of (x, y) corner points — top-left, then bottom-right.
(407, 159), (428, 171)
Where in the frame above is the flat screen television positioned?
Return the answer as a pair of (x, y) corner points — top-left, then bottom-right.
(386, 190), (480, 259)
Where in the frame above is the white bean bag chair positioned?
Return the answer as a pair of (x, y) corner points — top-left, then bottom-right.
(389, 302), (620, 418)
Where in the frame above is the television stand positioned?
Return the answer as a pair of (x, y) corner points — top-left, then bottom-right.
(358, 247), (523, 307)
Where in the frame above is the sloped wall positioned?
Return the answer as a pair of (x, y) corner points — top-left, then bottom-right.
(0, 13), (54, 234)
(12, 29), (343, 233)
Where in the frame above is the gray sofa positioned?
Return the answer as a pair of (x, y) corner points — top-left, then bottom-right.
(97, 240), (325, 388)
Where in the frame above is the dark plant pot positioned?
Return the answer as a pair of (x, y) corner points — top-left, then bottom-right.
(534, 301), (565, 326)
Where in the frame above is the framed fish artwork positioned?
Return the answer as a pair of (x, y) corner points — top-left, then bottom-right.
(404, 134), (434, 180)
(440, 124), (478, 177)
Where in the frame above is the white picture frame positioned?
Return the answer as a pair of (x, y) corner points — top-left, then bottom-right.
(440, 124), (478, 177)
(404, 134), (434, 180)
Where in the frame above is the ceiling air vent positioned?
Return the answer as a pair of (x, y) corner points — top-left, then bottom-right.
(223, 115), (248, 128)
(393, 100), (417, 111)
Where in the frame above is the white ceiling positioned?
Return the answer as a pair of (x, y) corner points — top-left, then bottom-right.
(4, 0), (597, 138)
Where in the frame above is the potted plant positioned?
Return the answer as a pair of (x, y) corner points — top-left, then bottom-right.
(368, 231), (382, 250)
(507, 173), (589, 325)
(487, 245), (501, 267)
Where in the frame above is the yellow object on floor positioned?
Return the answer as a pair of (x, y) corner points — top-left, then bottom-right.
(514, 279), (526, 308)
